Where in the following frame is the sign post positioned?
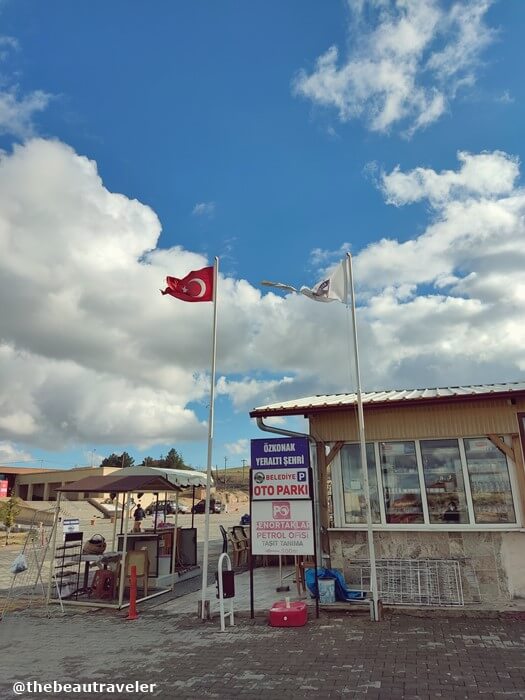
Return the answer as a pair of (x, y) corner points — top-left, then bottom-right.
(249, 437), (318, 618)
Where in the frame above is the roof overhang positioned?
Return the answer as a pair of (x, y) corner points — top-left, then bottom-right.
(249, 387), (525, 419)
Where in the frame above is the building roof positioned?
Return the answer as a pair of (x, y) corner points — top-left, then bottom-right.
(0, 466), (53, 475)
(250, 381), (525, 417)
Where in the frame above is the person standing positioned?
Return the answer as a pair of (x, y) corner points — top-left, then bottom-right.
(133, 502), (145, 532)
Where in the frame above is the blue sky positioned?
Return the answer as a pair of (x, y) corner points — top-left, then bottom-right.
(0, 0), (524, 473)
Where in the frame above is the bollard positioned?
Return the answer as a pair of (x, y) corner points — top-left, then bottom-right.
(126, 565), (139, 620)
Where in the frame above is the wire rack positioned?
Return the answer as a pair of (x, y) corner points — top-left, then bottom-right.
(1, 507), (62, 619)
(347, 558), (464, 607)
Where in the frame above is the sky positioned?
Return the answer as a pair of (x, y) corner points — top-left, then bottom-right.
(0, 0), (524, 473)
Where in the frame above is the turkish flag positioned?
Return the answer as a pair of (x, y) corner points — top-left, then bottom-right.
(161, 266), (214, 302)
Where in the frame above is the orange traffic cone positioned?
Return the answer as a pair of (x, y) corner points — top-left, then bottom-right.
(126, 565), (139, 620)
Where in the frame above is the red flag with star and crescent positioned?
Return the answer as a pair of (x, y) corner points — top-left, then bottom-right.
(161, 266), (214, 302)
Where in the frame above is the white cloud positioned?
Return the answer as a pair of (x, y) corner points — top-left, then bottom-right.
(380, 151), (520, 206)
(225, 439), (249, 456)
(497, 90), (514, 104)
(0, 87), (50, 139)
(293, 0), (495, 135)
(0, 34), (51, 137)
(310, 242), (351, 269)
(216, 376), (295, 411)
(192, 201), (215, 217)
(0, 441), (33, 465)
(1, 139), (524, 456)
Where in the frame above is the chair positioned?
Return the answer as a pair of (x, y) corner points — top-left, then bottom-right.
(294, 556), (316, 596)
(227, 528), (249, 567)
(122, 548), (149, 597)
(90, 569), (116, 600)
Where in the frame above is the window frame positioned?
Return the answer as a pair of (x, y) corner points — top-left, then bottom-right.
(332, 435), (522, 530)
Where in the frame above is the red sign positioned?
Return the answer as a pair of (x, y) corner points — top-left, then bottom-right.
(0, 480), (8, 497)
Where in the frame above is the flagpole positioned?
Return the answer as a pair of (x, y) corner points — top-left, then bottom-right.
(346, 253), (379, 621)
(200, 256), (219, 620)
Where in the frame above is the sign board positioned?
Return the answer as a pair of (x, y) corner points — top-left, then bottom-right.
(62, 518), (80, 534)
(251, 467), (310, 500)
(251, 500), (314, 556)
(0, 480), (8, 497)
(250, 437), (310, 470)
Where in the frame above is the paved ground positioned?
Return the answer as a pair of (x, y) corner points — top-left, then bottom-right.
(1, 607), (525, 699)
(3, 513), (525, 699)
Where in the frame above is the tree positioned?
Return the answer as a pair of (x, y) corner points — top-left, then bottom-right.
(144, 448), (194, 470)
(165, 448), (185, 470)
(100, 452), (135, 469)
(0, 495), (21, 546)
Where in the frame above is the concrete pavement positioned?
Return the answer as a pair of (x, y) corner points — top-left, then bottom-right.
(2, 607), (525, 699)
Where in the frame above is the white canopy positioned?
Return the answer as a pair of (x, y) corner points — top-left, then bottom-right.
(115, 465), (211, 489)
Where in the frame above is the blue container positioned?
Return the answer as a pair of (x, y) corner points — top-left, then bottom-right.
(318, 578), (335, 604)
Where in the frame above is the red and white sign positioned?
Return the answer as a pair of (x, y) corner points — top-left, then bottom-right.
(0, 480), (8, 497)
(251, 467), (310, 500)
(251, 500), (314, 556)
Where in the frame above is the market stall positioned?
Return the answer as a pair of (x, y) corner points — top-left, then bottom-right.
(49, 471), (185, 609)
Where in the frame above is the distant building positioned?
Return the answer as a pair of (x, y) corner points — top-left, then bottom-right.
(1, 466), (119, 501)
(0, 467), (52, 498)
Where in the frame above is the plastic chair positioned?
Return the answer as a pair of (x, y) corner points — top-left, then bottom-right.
(90, 569), (116, 600)
(122, 549), (149, 597)
(227, 528), (249, 566)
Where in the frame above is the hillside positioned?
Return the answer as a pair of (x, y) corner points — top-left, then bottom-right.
(213, 466), (249, 490)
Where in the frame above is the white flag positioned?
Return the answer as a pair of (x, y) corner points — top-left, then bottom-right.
(300, 259), (348, 303)
(261, 258), (349, 304)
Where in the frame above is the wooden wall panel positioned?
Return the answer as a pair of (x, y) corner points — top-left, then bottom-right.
(310, 400), (522, 443)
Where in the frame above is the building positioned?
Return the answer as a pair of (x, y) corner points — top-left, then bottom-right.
(250, 381), (525, 606)
(9, 466), (119, 501)
(0, 467), (52, 498)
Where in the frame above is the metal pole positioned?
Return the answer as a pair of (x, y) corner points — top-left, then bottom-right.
(118, 493), (132, 608)
(45, 492), (61, 604)
(171, 490), (179, 590)
(191, 486), (195, 529)
(347, 253), (379, 621)
(200, 256), (219, 619)
(111, 493), (119, 551)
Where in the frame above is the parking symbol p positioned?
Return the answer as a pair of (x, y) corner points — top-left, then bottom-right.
(297, 471), (307, 482)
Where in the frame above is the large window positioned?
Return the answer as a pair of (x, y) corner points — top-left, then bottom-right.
(464, 438), (516, 524)
(379, 441), (424, 524)
(421, 439), (469, 524)
(336, 436), (518, 527)
(341, 443), (381, 524)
